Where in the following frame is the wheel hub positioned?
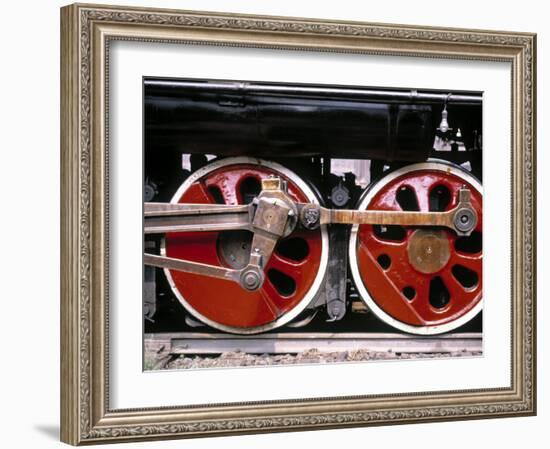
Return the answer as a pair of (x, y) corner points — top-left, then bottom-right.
(217, 230), (252, 270)
(407, 229), (450, 274)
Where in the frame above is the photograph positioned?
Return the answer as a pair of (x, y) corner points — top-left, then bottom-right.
(142, 77), (483, 370)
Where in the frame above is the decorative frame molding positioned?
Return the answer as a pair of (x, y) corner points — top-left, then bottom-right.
(60, 3), (536, 445)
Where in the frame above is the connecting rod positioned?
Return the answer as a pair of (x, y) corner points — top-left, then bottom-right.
(144, 177), (477, 290)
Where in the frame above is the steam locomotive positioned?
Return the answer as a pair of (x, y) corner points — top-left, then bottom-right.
(143, 77), (483, 336)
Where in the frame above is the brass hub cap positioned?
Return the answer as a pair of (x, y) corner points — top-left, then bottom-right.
(407, 229), (450, 274)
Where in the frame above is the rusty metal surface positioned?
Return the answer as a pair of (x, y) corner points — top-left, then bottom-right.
(144, 253), (241, 283)
(144, 202), (250, 216)
(146, 177), (298, 291)
(144, 203), (251, 234)
(319, 186), (477, 235)
(145, 184), (477, 236)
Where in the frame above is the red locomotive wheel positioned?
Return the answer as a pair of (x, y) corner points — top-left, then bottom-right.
(163, 157), (328, 334)
(349, 161), (483, 334)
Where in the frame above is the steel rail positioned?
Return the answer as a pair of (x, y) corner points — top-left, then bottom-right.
(145, 332), (483, 356)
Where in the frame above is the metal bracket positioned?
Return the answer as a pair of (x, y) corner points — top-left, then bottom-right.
(325, 225), (349, 321)
(145, 177), (296, 292)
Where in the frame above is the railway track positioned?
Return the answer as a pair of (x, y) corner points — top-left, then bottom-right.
(145, 332), (482, 357)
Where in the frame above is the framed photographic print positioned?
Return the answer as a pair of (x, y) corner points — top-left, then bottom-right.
(60, 3), (536, 445)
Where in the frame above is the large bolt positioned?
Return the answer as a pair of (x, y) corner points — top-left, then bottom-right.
(240, 268), (264, 291)
(300, 204), (321, 230)
(453, 208), (477, 233)
(331, 184), (350, 207)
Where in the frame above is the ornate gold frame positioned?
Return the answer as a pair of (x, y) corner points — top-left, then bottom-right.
(60, 3), (536, 445)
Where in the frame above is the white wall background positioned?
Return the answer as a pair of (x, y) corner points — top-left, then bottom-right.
(0, 0), (545, 448)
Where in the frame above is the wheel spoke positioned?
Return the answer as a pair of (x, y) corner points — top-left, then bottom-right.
(268, 252), (304, 280)
(404, 279), (433, 320)
(452, 252), (482, 273)
(259, 280), (284, 318)
(359, 235), (408, 262)
(440, 269), (468, 294)
(439, 270), (480, 310)
(205, 174), (241, 205)
(409, 182), (430, 212)
(180, 181), (215, 204)
(220, 180), (240, 205)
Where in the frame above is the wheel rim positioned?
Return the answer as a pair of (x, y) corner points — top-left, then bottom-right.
(349, 161), (483, 335)
(163, 157), (329, 334)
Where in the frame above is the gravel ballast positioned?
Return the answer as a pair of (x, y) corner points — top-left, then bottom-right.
(146, 348), (482, 370)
